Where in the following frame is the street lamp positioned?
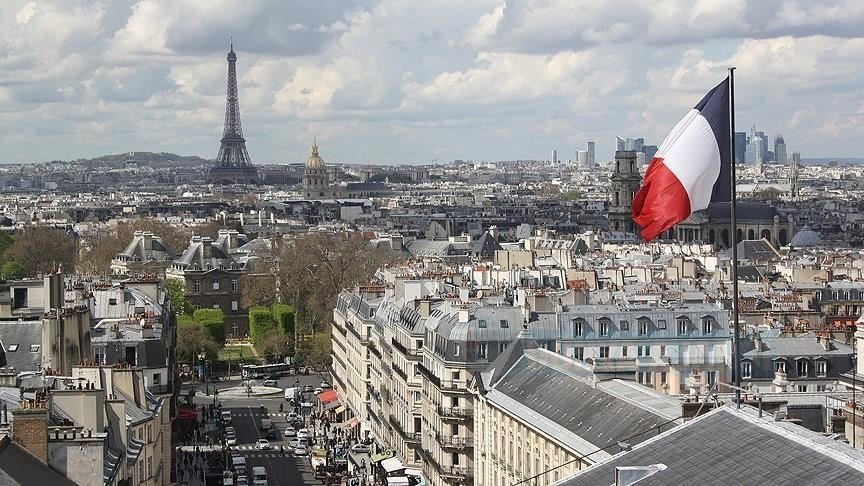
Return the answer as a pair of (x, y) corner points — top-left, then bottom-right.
(198, 352), (207, 395)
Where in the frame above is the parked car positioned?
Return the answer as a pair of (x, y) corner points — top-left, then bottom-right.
(255, 439), (271, 450)
(235, 476), (249, 486)
(288, 411), (298, 420)
(262, 379), (277, 387)
(288, 367), (296, 375)
(320, 381), (332, 389)
(226, 435), (237, 446)
(284, 427), (297, 437)
(296, 428), (310, 440)
(298, 366), (307, 375)
(314, 388), (323, 395)
(294, 445), (309, 456)
(350, 443), (370, 454)
(303, 384), (313, 393)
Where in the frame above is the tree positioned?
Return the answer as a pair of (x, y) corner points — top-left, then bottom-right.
(0, 261), (27, 279)
(192, 308), (226, 345)
(176, 320), (220, 362)
(165, 279), (194, 316)
(295, 334), (332, 370)
(256, 328), (289, 363)
(4, 227), (76, 274)
(241, 274), (277, 309)
(274, 233), (395, 332)
(272, 304), (296, 357)
(249, 307), (278, 344)
(81, 218), (193, 274)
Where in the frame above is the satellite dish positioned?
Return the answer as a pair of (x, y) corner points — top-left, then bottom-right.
(476, 290), (484, 299)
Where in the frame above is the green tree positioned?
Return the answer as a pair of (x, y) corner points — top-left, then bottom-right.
(249, 307), (277, 344)
(4, 227), (76, 274)
(0, 261), (27, 279)
(176, 320), (220, 362)
(0, 232), (13, 263)
(192, 308), (225, 344)
(295, 334), (332, 370)
(165, 279), (193, 316)
(256, 328), (289, 363)
(272, 304), (296, 356)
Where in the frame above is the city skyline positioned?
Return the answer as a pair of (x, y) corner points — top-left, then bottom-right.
(1, 0), (863, 165)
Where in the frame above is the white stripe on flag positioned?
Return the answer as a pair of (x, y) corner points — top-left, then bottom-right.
(655, 108), (722, 212)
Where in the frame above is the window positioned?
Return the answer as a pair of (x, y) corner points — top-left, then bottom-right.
(231, 279), (239, 292)
(677, 318), (688, 335)
(797, 385), (808, 392)
(638, 319), (649, 335)
(701, 318), (713, 334)
(500, 342), (507, 353)
(816, 360), (827, 377)
(7, 344), (18, 352)
(153, 373), (161, 385)
(599, 346), (610, 358)
(572, 319), (583, 337)
(660, 371), (667, 384)
(637, 372), (652, 384)
(499, 319), (509, 328)
(638, 346), (651, 357)
(454, 343), (461, 356)
(231, 300), (239, 312)
(478, 319), (487, 328)
(660, 345), (667, 357)
(30, 344), (40, 352)
(212, 279), (220, 290)
(706, 371), (716, 386)
(599, 321), (610, 336)
(816, 385), (827, 392)
(741, 361), (752, 378)
(619, 320), (630, 331)
(775, 360), (786, 373)
(657, 319), (667, 330)
(193, 280), (201, 292)
(797, 360), (809, 377)
(94, 347), (105, 365)
(574, 347), (584, 360)
(478, 343), (488, 359)
(147, 457), (152, 478)
(622, 346), (628, 357)
(108, 297), (117, 305)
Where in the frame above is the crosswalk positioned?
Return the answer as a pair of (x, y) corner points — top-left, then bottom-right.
(227, 412), (299, 418)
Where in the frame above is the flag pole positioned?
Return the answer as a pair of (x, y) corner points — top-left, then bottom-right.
(729, 67), (741, 408)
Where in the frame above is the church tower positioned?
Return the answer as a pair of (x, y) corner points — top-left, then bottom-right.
(608, 150), (642, 234)
(303, 141), (330, 199)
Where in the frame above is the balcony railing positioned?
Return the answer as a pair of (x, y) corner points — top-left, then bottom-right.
(418, 363), (441, 388)
(393, 364), (408, 381)
(147, 384), (172, 395)
(436, 433), (473, 450)
(437, 406), (473, 420)
(390, 415), (421, 443)
(392, 338), (421, 359)
(665, 355), (727, 366)
(440, 465), (474, 481)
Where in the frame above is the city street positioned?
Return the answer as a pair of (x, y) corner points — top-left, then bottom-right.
(189, 370), (334, 486)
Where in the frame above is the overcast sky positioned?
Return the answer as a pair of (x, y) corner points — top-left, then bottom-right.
(1, 0), (862, 165)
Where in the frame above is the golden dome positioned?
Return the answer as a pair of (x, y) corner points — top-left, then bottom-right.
(305, 141), (326, 170)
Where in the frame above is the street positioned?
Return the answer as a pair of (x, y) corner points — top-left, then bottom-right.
(188, 370), (332, 486)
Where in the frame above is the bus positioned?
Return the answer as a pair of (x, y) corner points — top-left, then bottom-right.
(241, 363), (290, 379)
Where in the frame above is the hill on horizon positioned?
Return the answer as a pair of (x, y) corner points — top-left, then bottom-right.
(68, 151), (214, 169)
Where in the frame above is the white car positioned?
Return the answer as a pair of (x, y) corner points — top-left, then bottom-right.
(296, 428), (309, 440)
(320, 381), (332, 389)
(226, 435), (237, 446)
(262, 379), (277, 387)
(287, 411), (298, 420)
(294, 445), (309, 456)
(255, 439), (271, 450)
(351, 443), (370, 453)
(284, 427), (297, 437)
(313, 388), (323, 395)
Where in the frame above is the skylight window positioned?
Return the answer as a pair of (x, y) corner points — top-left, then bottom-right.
(30, 344), (40, 352)
(7, 344), (18, 352)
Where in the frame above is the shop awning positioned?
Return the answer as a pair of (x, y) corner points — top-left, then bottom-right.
(318, 390), (338, 403)
(370, 452), (392, 464)
(381, 457), (406, 474)
(334, 405), (346, 414)
(342, 417), (360, 429)
(323, 400), (342, 411)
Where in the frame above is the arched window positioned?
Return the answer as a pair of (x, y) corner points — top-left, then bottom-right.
(779, 229), (788, 246)
(747, 229), (755, 240)
(708, 229), (716, 243)
(761, 229), (771, 241)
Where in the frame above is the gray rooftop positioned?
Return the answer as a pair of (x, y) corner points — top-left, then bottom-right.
(0, 321), (44, 372)
(554, 405), (864, 486)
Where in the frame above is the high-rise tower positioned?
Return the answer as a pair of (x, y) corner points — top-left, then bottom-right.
(208, 42), (259, 185)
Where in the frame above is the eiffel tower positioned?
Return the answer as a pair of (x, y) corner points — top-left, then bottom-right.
(208, 42), (259, 184)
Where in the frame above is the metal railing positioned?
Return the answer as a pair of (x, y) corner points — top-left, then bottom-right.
(437, 406), (473, 420)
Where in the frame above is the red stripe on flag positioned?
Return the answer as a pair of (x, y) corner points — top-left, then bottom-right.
(632, 157), (691, 241)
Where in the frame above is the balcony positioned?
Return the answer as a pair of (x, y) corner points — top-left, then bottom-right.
(665, 355), (727, 366)
(588, 357), (638, 373)
(390, 415), (421, 443)
(392, 338), (421, 360)
(437, 406), (473, 421)
(393, 364), (409, 381)
(436, 433), (473, 450)
(418, 363), (441, 388)
(440, 465), (474, 482)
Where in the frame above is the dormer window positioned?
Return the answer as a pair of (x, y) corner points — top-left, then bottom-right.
(109, 298), (117, 305)
(701, 318), (713, 334)
(741, 361), (752, 378)
(775, 360), (786, 373)
(797, 359), (809, 377)
(599, 320), (610, 337)
(572, 319), (583, 337)
(677, 318), (689, 335)
(816, 360), (827, 377)
(478, 320), (487, 329)
(499, 320), (509, 329)
(638, 319), (650, 336)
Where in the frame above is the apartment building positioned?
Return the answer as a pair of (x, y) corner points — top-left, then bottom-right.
(554, 303), (731, 394)
(474, 331), (681, 486)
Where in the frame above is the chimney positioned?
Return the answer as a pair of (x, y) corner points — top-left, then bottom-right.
(488, 225), (499, 240)
(142, 231), (153, 251)
(417, 299), (431, 319)
(753, 331), (762, 352)
(817, 333), (833, 351)
(228, 229), (239, 250)
(390, 234), (404, 252)
(201, 237), (213, 258)
(457, 305), (470, 324)
(12, 405), (49, 463)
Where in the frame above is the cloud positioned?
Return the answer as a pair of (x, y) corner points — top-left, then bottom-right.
(0, 0), (862, 164)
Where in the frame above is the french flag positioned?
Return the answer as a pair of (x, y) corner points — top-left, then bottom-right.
(632, 78), (731, 241)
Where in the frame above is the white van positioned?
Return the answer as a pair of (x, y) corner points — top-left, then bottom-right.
(221, 410), (233, 424)
(251, 466), (267, 486)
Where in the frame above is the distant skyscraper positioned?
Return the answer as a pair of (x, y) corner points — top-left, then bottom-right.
(746, 136), (763, 165)
(633, 137), (645, 153)
(790, 151), (800, 198)
(552, 149), (558, 165)
(644, 145), (658, 162)
(734, 132), (747, 164)
(576, 150), (589, 167)
(774, 134), (787, 165)
(616, 135), (625, 152)
(755, 130), (768, 162)
(587, 141), (595, 165)
(636, 152), (646, 167)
